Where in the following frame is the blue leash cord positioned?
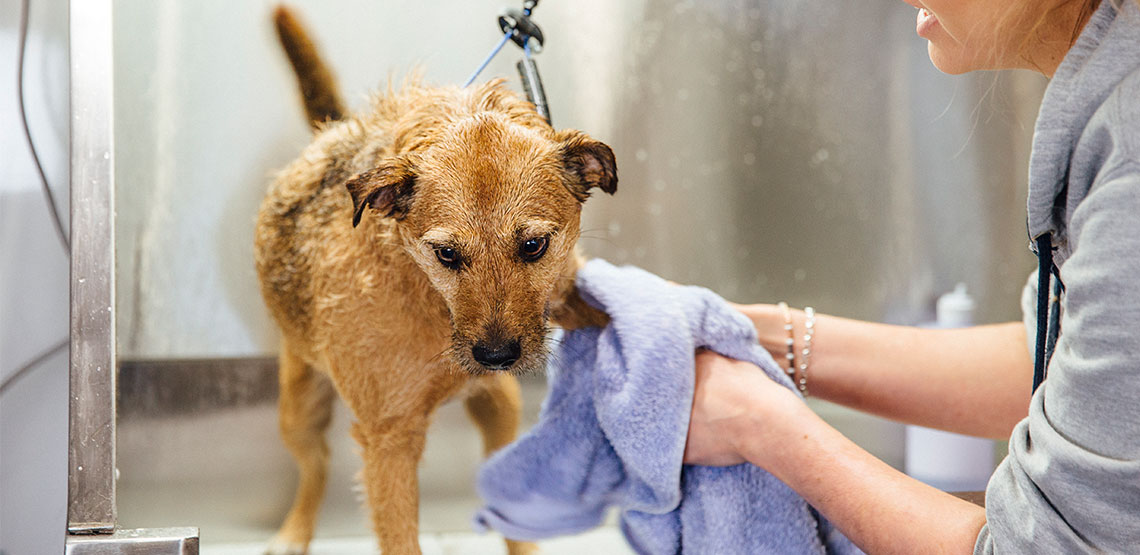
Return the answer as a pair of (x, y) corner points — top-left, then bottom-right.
(462, 3), (550, 124)
(464, 31), (514, 88)
(463, 3), (539, 87)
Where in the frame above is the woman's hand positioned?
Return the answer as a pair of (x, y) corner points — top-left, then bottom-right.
(684, 351), (986, 554)
(683, 350), (797, 466)
(728, 302), (798, 362)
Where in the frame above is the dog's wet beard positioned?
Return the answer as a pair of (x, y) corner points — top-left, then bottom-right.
(449, 331), (550, 376)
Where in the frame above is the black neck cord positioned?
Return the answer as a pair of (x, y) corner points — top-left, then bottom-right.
(1032, 233), (1063, 394)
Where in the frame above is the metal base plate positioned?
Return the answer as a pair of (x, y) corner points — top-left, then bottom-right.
(65, 528), (199, 555)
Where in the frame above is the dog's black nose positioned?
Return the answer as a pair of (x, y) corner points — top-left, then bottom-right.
(472, 340), (521, 370)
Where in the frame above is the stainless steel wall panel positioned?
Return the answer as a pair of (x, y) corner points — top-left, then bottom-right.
(109, 0), (1045, 544)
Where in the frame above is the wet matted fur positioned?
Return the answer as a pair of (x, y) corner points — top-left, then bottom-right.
(256, 6), (613, 555)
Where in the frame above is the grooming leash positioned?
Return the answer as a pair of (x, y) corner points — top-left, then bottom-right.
(463, 0), (552, 125)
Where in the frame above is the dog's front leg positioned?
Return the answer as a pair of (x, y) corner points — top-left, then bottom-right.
(464, 374), (538, 555)
(352, 420), (428, 555)
(464, 373), (522, 457)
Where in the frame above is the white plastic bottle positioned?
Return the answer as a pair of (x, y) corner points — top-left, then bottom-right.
(904, 284), (996, 492)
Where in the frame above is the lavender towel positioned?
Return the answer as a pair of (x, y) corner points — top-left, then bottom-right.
(473, 260), (861, 554)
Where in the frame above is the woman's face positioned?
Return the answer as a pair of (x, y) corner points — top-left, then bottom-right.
(901, 0), (1026, 73)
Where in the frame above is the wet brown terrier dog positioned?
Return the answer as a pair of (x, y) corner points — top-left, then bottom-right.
(256, 7), (613, 555)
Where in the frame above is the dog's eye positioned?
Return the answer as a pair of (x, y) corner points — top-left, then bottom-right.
(519, 236), (549, 262)
(434, 246), (462, 270)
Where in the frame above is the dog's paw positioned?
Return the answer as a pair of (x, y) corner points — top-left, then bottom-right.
(506, 540), (540, 555)
(264, 538), (309, 555)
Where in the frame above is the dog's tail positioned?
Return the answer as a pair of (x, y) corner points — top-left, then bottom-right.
(273, 5), (346, 130)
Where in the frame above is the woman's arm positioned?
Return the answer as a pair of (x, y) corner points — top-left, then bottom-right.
(736, 305), (1032, 439)
(685, 351), (987, 554)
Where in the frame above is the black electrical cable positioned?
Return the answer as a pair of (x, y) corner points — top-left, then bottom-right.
(17, 0), (70, 255)
(0, 338), (68, 395)
(3, 0), (71, 398)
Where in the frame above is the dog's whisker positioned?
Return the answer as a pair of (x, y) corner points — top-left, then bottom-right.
(422, 345), (454, 372)
(576, 229), (608, 237)
(542, 336), (583, 369)
(575, 236), (620, 248)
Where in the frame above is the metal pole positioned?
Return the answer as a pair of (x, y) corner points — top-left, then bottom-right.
(68, 0), (117, 534)
(66, 0), (199, 549)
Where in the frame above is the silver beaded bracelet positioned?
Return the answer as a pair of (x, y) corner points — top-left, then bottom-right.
(798, 306), (815, 396)
(777, 302), (796, 380)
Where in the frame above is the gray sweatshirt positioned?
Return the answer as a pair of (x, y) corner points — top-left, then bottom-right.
(975, 1), (1140, 552)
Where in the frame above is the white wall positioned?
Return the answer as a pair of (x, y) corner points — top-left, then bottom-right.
(0, 0), (70, 553)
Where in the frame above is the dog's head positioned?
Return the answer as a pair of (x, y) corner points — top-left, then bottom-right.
(344, 88), (616, 374)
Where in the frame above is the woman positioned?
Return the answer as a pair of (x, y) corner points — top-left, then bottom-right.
(684, 0), (1140, 552)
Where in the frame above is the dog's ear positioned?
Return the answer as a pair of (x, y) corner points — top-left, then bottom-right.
(345, 158), (416, 227)
(556, 130), (618, 201)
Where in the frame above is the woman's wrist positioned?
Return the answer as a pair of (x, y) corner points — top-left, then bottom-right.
(734, 302), (817, 392)
(725, 378), (807, 469)
(733, 303), (794, 356)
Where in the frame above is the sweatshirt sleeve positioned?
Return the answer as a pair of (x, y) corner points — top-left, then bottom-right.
(975, 164), (1140, 553)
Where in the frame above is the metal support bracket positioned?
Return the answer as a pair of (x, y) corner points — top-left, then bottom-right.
(65, 529), (200, 555)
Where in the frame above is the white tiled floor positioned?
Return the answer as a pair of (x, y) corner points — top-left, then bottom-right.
(116, 382), (907, 555)
(118, 375), (638, 555)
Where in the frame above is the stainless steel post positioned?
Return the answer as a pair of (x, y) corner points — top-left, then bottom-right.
(68, 0), (117, 534)
(67, 0), (198, 549)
